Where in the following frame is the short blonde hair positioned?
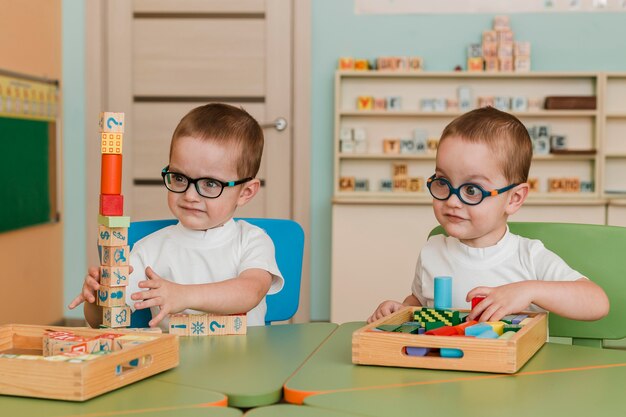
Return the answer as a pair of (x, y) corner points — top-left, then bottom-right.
(170, 103), (264, 178)
(439, 107), (532, 184)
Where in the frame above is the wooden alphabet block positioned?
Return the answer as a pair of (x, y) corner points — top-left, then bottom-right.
(482, 30), (497, 44)
(467, 43), (482, 58)
(354, 138), (368, 154)
(497, 29), (514, 44)
(387, 96), (402, 110)
(96, 285), (126, 307)
(400, 139), (416, 154)
(100, 266), (130, 287)
(549, 178), (564, 192)
(339, 177), (356, 191)
(380, 179), (393, 192)
(499, 57), (514, 72)
(99, 112), (125, 133)
(514, 41), (531, 56)
(514, 56), (531, 72)
(446, 98), (459, 111)
(580, 181), (593, 192)
(339, 57), (355, 70)
(408, 56), (423, 71)
(207, 314), (247, 335)
(420, 98), (435, 112)
(484, 57), (499, 72)
(393, 178), (408, 192)
(427, 138), (439, 153)
(187, 314), (209, 336)
(99, 194), (124, 216)
(373, 97), (387, 110)
(168, 313), (247, 336)
(392, 163), (408, 178)
(98, 225), (128, 247)
(482, 41), (498, 57)
(354, 59), (369, 71)
(353, 127), (367, 141)
(494, 96), (511, 111)
(101, 132), (124, 154)
(340, 139), (355, 153)
(467, 57), (483, 72)
(98, 245), (130, 266)
(339, 127), (352, 141)
(528, 177), (540, 192)
(493, 15), (510, 30)
(357, 96), (373, 110)
(497, 42), (514, 58)
(103, 306), (131, 328)
(408, 177), (424, 192)
(550, 135), (567, 150)
(383, 139), (400, 154)
(565, 177), (581, 192)
(512, 96), (528, 111)
(168, 314), (190, 335)
(354, 179), (369, 192)
(532, 136), (550, 155)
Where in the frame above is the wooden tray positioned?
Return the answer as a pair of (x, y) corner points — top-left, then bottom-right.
(0, 324), (179, 401)
(352, 307), (547, 374)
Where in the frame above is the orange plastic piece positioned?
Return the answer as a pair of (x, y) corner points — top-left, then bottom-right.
(101, 154), (122, 195)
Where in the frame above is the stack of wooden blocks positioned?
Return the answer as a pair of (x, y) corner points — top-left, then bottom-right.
(467, 15), (530, 72)
(97, 112), (131, 328)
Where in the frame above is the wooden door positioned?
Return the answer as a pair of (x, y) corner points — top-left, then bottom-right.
(106, 0), (293, 221)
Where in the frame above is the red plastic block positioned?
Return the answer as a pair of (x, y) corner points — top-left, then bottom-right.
(424, 326), (458, 336)
(471, 296), (486, 310)
(101, 154), (122, 194)
(100, 194), (124, 216)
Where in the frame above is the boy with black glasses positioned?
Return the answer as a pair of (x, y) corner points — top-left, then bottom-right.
(369, 107), (608, 323)
(70, 103), (283, 329)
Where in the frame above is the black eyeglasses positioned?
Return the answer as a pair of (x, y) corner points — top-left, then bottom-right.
(427, 174), (518, 206)
(161, 166), (253, 199)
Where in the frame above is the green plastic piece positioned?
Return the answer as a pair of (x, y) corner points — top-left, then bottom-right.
(98, 214), (131, 228)
(395, 324), (421, 334)
(425, 321), (445, 331)
(503, 324), (523, 333)
(501, 315), (517, 324)
(376, 324), (401, 332)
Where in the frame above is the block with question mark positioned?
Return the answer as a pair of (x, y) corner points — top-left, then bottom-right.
(99, 112), (125, 133)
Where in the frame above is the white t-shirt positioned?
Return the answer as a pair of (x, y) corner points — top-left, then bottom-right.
(126, 219), (284, 329)
(411, 228), (583, 311)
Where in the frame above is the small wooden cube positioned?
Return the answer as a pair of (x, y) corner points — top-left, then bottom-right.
(392, 163), (408, 178)
(427, 138), (439, 153)
(103, 306), (131, 328)
(528, 177), (540, 192)
(99, 112), (125, 133)
(100, 266), (130, 287)
(357, 96), (373, 110)
(340, 139), (355, 153)
(408, 57), (423, 71)
(339, 177), (356, 191)
(380, 179), (393, 192)
(387, 96), (402, 110)
(97, 285), (126, 307)
(467, 57), (484, 72)
(98, 214), (131, 228)
(354, 179), (369, 192)
(400, 139), (416, 154)
(354, 59), (369, 71)
(408, 177), (424, 192)
(393, 178), (408, 192)
(512, 96), (528, 111)
(514, 56), (531, 72)
(169, 314), (190, 335)
(100, 132), (124, 154)
(98, 245), (130, 266)
(383, 139), (400, 154)
(98, 225), (128, 247)
(499, 57), (514, 72)
(373, 97), (387, 110)
(338, 57), (355, 70)
(484, 57), (499, 72)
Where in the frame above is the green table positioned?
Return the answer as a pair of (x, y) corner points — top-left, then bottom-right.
(155, 323), (338, 408)
(245, 404), (362, 416)
(0, 378), (232, 417)
(285, 323), (626, 416)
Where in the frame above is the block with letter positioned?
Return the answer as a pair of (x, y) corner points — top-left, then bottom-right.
(103, 306), (131, 328)
(99, 194), (124, 216)
(373, 97), (387, 110)
(467, 57), (484, 72)
(99, 112), (125, 133)
(408, 177), (424, 192)
(98, 245), (130, 266)
(392, 163), (408, 178)
(357, 96), (373, 110)
(100, 266), (130, 287)
(101, 132), (124, 154)
(98, 225), (128, 247)
(97, 285), (127, 307)
(339, 177), (356, 191)
(484, 57), (499, 72)
(354, 59), (369, 71)
(383, 139), (400, 154)
(408, 56), (423, 71)
(338, 57), (355, 70)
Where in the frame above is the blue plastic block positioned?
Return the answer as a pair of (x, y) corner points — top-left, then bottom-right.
(440, 348), (464, 358)
(405, 346), (430, 356)
(434, 276), (452, 310)
(476, 329), (499, 339)
(464, 323), (493, 337)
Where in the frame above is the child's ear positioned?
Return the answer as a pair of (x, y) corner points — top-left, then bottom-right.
(505, 183), (529, 215)
(236, 179), (261, 207)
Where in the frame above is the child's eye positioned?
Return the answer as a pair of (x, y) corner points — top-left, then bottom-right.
(465, 185), (478, 195)
(172, 174), (187, 184)
(199, 179), (220, 189)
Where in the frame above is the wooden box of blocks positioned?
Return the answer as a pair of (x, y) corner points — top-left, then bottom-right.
(0, 324), (179, 401)
(352, 307), (547, 374)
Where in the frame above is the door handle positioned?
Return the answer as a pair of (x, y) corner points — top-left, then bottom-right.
(260, 117), (287, 132)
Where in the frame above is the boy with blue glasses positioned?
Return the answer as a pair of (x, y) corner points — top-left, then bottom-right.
(369, 107), (608, 323)
(70, 103), (283, 329)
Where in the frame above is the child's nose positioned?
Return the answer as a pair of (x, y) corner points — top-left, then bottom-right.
(182, 184), (201, 200)
(445, 193), (464, 208)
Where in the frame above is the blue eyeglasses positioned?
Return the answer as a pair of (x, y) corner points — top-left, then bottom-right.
(427, 174), (518, 206)
(161, 166), (253, 199)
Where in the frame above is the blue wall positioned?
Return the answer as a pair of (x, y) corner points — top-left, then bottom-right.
(310, 0), (626, 320)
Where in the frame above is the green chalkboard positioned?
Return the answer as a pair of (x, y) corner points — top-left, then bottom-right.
(0, 116), (55, 232)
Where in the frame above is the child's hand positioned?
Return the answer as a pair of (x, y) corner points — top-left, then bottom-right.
(68, 267), (101, 309)
(367, 300), (404, 323)
(466, 282), (534, 322)
(131, 267), (187, 327)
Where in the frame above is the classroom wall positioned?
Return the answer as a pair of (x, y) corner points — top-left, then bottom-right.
(310, 0), (626, 321)
(0, 0), (63, 324)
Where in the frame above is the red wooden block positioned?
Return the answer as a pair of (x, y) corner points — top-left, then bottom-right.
(471, 296), (486, 310)
(452, 320), (478, 335)
(101, 154), (122, 194)
(424, 326), (458, 336)
(100, 194), (124, 216)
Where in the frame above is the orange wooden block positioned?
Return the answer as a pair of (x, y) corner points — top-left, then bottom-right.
(101, 154), (122, 195)
(339, 57), (355, 70)
(99, 194), (124, 216)
(100, 132), (124, 154)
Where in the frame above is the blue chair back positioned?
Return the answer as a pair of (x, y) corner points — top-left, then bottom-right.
(127, 218), (304, 326)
